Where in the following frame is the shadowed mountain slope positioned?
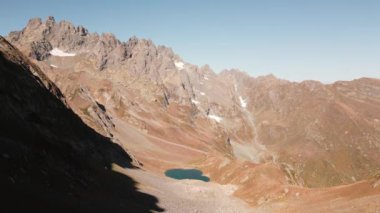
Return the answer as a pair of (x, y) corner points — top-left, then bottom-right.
(0, 36), (163, 212)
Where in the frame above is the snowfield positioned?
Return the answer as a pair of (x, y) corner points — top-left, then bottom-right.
(239, 96), (247, 108)
(208, 114), (223, 122)
(191, 99), (200, 104)
(50, 48), (76, 57)
(174, 61), (184, 70)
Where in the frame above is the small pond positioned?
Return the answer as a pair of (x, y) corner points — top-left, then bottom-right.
(165, 169), (210, 182)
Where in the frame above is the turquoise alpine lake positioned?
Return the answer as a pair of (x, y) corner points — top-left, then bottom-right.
(165, 169), (210, 182)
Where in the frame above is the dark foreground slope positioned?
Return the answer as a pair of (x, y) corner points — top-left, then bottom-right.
(0, 36), (163, 212)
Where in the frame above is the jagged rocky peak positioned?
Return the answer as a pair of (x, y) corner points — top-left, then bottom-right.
(100, 32), (120, 47)
(218, 68), (251, 86)
(45, 16), (56, 27)
(200, 64), (212, 73)
(27, 17), (43, 28)
(126, 37), (161, 59)
(195, 64), (215, 79)
(219, 68), (249, 77)
(158, 44), (176, 58)
(123, 35), (177, 62)
(7, 17), (87, 57)
(7, 16), (180, 72)
(26, 16), (55, 28)
(6, 16), (215, 85)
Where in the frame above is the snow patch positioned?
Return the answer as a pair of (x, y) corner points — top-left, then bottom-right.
(174, 61), (184, 70)
(204, 76), (209, 80)
(50, 48), (76, 57)
(208, 114), (223, 123)
(50, 64), (58, 68)
(200, 92), (205, 96)
(191, 99), (200, 104)
(239, 96), (247, 108)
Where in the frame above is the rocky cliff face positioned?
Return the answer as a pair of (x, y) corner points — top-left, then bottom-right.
(7, 16), (178, 74)
(4, 17), (380, 211)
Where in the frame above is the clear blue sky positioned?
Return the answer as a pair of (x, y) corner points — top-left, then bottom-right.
(1, 0), (380, 82)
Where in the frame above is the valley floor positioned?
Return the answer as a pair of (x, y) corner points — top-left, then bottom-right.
(113, 165), (253, 213)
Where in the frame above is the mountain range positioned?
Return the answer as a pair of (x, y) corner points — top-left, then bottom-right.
(1, 16), (380, 212)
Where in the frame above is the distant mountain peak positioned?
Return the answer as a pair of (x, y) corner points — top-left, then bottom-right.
(7, 16), (180, 72)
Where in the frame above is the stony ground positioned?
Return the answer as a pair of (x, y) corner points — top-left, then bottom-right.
(114, 165), (253, 213)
